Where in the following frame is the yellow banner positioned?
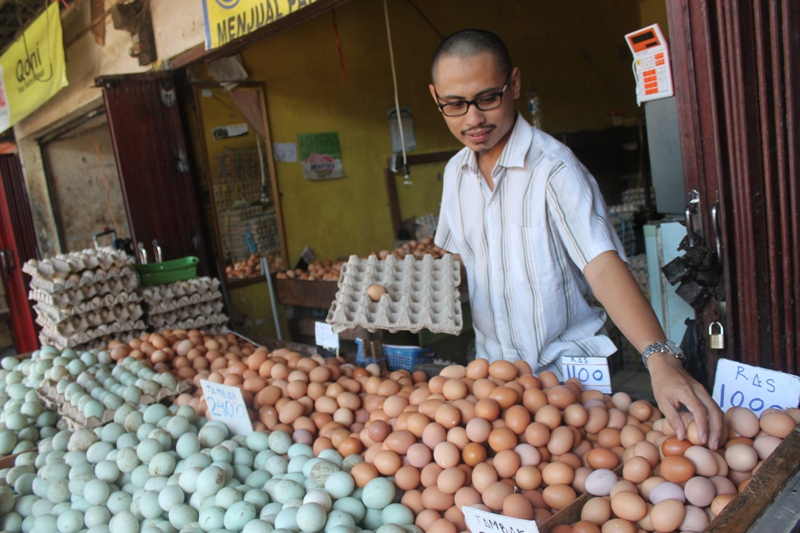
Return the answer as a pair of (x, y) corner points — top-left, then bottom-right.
(0, 2), (68, 133)
(203, 0), (319, 50)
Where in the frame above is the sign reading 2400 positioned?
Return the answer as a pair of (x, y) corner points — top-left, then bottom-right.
(215, 0), (240, 8)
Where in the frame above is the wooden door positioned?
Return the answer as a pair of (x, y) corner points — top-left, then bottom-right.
(667, 0), (799, 375)
(96, 72), (211, 275)
(0, 155), (39, 353)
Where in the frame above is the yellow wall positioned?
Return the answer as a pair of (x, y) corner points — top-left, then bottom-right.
(237, 0), (644, 263)
(639, 0), (670, 39)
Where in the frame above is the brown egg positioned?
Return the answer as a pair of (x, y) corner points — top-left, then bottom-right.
(586, 448), (619, 470)
(488, 360), (518, 381)
(542, 484), (577, 510)
(422, 423), (448, 449)
(504, 405), (531, 435)
(350, 462), (379, 487)
(598, 427), (622, 449)
(461, 442), (487, 467)
(406, 442), (433, 468)
(471, 463), (498, 493)
(502, 493), (535, 520)
(710, 494), (735, 517)
(385, 430), (416, 455)
(564, 404), (590, 428)
(535, 405), (563, 430)
(525, 422), (551, 447)
(513, 465), (542, 491)
(367, 284), (387, 301)
(482, 481), (514, 511)
(725, 442), (758, 472)
(523, 388), (549, 413)
(474, 398), (501, 421)
(548, 386), (578, 409)
(650, 499), (686, 531)
(760, 411), (796, 438)
(373, 450), (402, 476)
(437, 467), (467, 494)
(427, 518), (456, 533)
(422, 486), (454, 512)
(547, 426), (575, 456)
(433, 442), (461, 468)
(573, 520), (602, 533)
(493, 450), (521, 479)
(538, 371), (559, 389)
(659, 455), (696, 483)
(434, 404), (462, 429)
(489, 387), (520, 410)
(631, 440), (660, 467)
(488, 428), (518, 452)
(600, 518), (637, 533)
(661, 436), (692, 456)
(584, 406), (610, 434)
(611, 491), (648, 522)
(581, 496), (612, 525)
(542, 461), (575, 486)
(396, 463), (420, 490)
(367, 420), (391, 443)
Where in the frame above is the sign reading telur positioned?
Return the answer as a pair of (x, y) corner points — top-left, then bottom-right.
(202, 0), (319, 50)
(0, 2), (68, 133)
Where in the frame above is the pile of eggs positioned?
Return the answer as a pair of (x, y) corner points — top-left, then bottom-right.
(0, 403), (415, 533)
(0, 353), (62, 456)
(547, 405), (799, 533)
(44, 352), (184, 423)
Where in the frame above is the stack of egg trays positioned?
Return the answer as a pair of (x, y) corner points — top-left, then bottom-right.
(326, 254), (463, 335)
(24, 248), (145, 351)
(37, 356), (190, 430)
(140, 277), (229, 332)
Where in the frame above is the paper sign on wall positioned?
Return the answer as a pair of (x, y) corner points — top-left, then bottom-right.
(200, 379), (254, 436)
(560, 356), (612, 394)
(712, 359), (800, 414)
(297, 132), (345, 181)
(315, 321), (339, 350)
(624, 23), (674, 105)
(212, 123), (248, 140)
(462, 506), (539, 533)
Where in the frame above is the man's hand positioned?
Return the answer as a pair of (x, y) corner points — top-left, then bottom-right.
(647, 351), (725, 450)
(585, 251), (724, 450)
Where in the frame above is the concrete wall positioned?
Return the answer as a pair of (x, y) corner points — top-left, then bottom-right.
(233, 0), (645, 263)
(14, 0), (206, 258)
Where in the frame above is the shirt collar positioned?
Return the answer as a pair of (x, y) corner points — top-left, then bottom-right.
(461, 113), (533, 175)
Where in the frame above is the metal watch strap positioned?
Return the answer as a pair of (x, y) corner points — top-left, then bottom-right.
(641, 340), (685, 368)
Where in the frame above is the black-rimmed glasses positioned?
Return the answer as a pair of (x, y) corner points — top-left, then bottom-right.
(435, 74), (511, 117)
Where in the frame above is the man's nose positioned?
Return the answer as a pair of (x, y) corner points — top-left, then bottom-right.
(463, 103), (486, 126)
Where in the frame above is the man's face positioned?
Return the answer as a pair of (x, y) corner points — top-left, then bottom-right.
(430, 53), (520, 156)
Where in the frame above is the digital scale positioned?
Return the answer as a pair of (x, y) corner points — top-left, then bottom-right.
(625, 23), (674, 105)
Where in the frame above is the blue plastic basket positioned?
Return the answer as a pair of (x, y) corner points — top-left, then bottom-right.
(355, 339), (435, 371)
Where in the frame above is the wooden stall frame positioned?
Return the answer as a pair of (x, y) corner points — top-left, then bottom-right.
(192, 82), (289, 288)
(384, 150), (458, 240)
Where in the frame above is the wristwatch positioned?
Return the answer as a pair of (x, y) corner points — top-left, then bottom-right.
(641, 340), (685, 368)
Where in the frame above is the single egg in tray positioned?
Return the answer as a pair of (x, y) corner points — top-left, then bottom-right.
(326, 254), (463, 335)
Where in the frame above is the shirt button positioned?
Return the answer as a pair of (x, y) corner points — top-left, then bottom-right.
(492, 240), (497, 244)
(490, 202), (495, 206)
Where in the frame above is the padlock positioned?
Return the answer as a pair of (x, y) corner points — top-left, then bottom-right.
(708, 321), (724, 350)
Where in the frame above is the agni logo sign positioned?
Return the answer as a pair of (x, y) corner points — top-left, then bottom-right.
(215, 0), (240, 8)
(15, 40), (51, 90)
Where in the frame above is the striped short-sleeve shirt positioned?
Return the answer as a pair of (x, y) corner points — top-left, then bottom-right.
(435, 114), (626, 374)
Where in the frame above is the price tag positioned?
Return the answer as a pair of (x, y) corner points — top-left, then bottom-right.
(712, 359), (800, 414)
(200, 380), (253, 436)
(560, 356), (612, 394)
(315, 321), (340, 350)
(462, 506), (539, 533)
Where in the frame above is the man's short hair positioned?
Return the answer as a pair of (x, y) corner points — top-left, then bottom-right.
(431, 29), (512, 82)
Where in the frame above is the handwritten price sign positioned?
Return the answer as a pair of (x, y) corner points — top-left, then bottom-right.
(712, 359), (800, 414)
(200, 380), (254, 436)
(462, 506), (539, 533)
(560, 356), (612, 394)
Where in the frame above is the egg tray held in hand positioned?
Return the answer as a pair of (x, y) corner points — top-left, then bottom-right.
(37, 356), (190, 430)
(326, 254), (462, 335)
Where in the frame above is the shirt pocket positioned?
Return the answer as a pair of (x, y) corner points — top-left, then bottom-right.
(514, 224), (568, 334)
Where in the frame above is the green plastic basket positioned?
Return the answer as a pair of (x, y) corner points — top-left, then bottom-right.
(134, 256), (199, 286)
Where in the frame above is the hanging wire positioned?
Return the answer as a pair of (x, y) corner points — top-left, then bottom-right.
(383, 0), (411, 187)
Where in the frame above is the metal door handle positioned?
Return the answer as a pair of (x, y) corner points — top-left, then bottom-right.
(711, 202), (722, 261)
(153, 240), (163, 263)
(138, 243), (148, 264)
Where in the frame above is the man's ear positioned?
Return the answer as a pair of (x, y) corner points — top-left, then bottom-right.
(429, 84), (441, 108)
(511, 67), (522, 100)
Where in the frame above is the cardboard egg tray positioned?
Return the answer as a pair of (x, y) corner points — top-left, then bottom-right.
(34, 302), (144, 326)
(37, 376), (191, 430)
(36, 313), (147, 338)
(38, 329), (146, 352)
(326, 254), (462, 335)
(23, 248), (133, 278)
(139, 277), (221, 303)
(29, 288), (143, 310)
(27, 268), (137, 293)
(147, 313), (229, 331)
(145, 291), (224, 315)
(38, 321), (147, 349)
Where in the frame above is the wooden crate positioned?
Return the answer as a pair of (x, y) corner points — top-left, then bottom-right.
(274, 278), (339, 309)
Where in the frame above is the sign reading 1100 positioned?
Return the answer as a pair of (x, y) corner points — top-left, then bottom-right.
(560, 356), (612, 394)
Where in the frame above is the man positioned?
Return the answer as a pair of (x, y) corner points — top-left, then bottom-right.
(430, 29), (723, 448)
